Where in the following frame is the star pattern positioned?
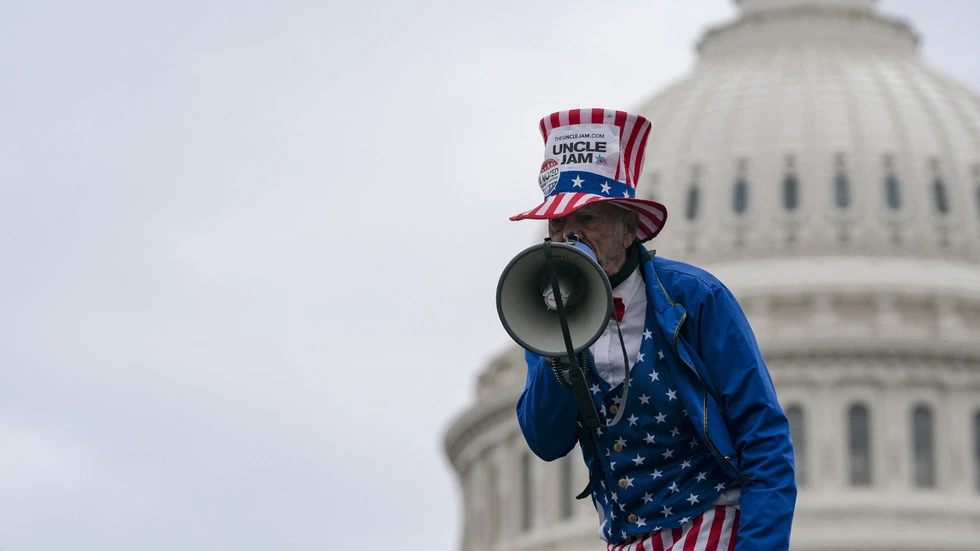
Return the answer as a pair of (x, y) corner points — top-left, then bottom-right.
(585, 314), (735, 538)
(600, 182), (611, 194)
(571, 175), (584, 187)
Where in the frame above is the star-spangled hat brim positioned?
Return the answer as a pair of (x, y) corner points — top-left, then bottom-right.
(509, 193), (668, 242)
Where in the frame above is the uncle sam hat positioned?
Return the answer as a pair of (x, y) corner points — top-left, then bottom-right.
(510, 108), (668, 242)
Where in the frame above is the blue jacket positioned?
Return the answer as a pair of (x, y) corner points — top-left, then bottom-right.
(516, 246), (796, 550)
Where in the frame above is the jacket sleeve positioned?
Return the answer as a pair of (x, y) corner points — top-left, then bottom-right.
(515, 350), (582, 461)
(695, 286), (797, 551)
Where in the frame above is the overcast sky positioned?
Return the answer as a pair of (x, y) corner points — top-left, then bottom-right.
(1, 1), (978, 550)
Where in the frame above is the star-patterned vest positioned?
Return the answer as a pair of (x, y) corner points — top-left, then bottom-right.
(580, 296), (737, 543)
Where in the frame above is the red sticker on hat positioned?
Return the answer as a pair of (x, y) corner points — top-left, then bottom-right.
(538, 158), (560, 195)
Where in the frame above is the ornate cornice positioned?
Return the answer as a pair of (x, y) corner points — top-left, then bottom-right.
(444, 389), (519, 472)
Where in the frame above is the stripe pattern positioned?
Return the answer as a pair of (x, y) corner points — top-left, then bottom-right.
(510, 108), (668, 242)
(607, 507), (739, 551)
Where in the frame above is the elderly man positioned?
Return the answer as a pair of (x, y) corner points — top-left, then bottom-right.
(509, 109), (796, 550)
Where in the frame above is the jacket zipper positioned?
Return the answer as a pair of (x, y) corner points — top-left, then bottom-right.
(658, 276), (754, 485)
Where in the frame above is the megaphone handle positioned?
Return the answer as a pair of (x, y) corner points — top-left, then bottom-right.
(543, 240), (603, 428)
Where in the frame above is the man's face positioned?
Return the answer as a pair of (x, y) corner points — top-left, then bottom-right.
(548, 202), (636, 276)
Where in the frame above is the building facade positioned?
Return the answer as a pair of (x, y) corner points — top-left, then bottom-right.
(445, 1), (980, 549)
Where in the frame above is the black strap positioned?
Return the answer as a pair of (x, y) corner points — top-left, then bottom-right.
(605, 319), (630, 427)
(543, 240), (602, 427)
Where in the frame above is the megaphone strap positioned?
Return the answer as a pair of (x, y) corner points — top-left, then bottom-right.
(543, 239), (603, 428)
(605, 319), (631, 427)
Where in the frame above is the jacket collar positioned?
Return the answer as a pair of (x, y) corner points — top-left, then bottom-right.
(637, 244), (687, 339)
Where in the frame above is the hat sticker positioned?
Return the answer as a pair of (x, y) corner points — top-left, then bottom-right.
(538, 158), (560, 195)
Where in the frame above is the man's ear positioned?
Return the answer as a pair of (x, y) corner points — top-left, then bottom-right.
(623, 212), (639, 247)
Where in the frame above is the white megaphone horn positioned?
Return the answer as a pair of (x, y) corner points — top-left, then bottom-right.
(496, 234), (613, 357)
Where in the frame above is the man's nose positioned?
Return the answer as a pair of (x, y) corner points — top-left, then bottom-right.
(558, 221), (582, 240)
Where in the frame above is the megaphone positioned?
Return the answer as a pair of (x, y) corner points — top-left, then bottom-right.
(496, 235), (613, 358)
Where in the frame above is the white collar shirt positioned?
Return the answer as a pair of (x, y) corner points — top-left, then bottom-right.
(589, 267), (646, 388)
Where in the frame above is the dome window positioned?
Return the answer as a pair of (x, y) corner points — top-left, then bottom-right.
(787, 405), (806, 486)
(929, 159), (950, 216)
(783, 155), (800, 211)
(882, 155), (902, 211)
(733, 158), (749, 215)
(932, 177), (950, 215)
(835, 173), (852, 209)
(848, 403), (872, 486)
(733, 178), (749, 214)
(686, 184), (701, 221)
(912, 405), (935, 488)
(834, 153), (851, 210)
(885, 175), (902, 210)
(783, 175), (800, 211)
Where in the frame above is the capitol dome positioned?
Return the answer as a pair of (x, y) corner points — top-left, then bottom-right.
(640, 0), (980, 267)
(445, 1), (980, 550)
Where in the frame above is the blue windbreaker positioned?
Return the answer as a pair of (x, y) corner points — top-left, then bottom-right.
(516, 245), (797, 550)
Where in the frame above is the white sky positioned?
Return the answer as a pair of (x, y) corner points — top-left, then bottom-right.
(1, 1), (978, 550)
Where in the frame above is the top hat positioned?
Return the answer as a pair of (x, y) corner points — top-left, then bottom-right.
(510, 108), (667, 242)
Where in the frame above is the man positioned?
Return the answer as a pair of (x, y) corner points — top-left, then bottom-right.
(509, 109), (796, 550)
